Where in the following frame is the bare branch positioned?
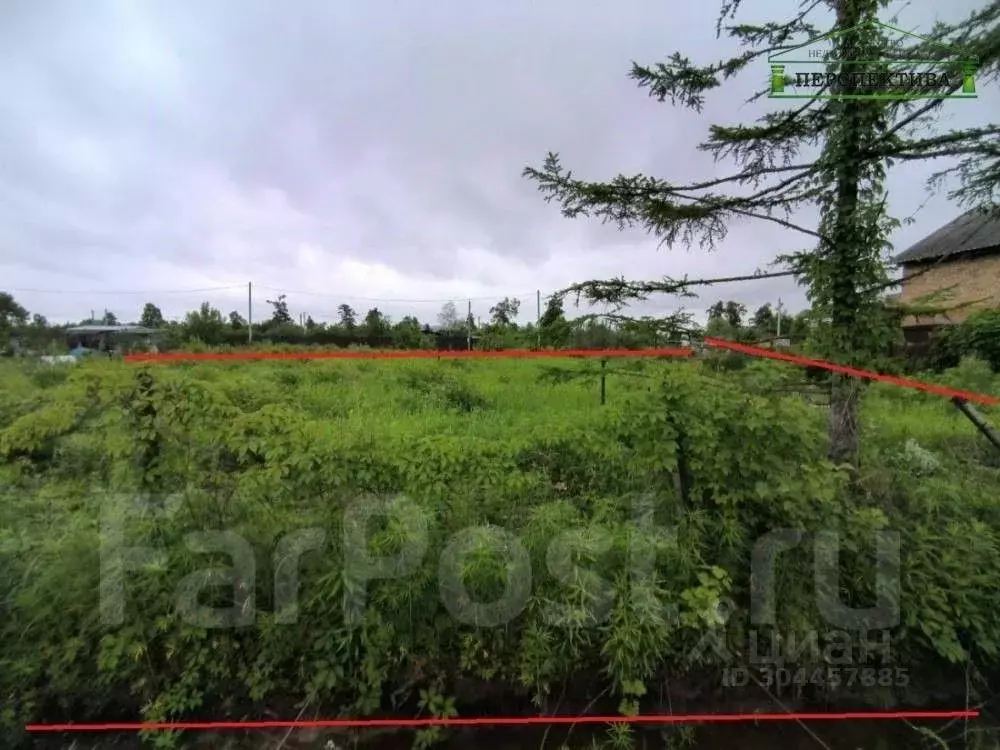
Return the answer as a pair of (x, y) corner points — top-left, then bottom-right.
(728, 207), (825, 239)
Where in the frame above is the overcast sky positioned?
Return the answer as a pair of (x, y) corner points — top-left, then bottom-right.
(1, 0), (995, 325)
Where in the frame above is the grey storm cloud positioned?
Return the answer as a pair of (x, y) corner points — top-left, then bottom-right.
(0, 0), (995, 323)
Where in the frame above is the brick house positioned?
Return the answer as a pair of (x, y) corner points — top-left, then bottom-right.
(893, 208), (1000, 352)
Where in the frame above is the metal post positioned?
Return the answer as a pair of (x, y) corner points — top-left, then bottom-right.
(952, 397), (1000, 453)
(600, 359), (607, 405)
(248, 282), (253, 344)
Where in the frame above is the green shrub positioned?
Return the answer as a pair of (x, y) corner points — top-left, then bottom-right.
(930, 307), (1000, 371)
(28, 364), (72, 390)
(2, 358), (999, 748)
(938, 356), (998, 395)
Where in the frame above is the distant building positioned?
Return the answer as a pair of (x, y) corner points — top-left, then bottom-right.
(64, 324), (162, 355)
(893, 208), (1000, 352)
(426, 327), (480, 351)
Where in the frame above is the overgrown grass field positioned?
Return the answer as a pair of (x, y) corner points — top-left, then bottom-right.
(1, 354), (999, 749)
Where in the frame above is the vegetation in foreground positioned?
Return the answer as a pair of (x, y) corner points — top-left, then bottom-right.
(1, 354), (999, 748)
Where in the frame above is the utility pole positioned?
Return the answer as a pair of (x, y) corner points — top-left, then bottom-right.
(248, 282), (253, 344)
(467, 300), (472, 350)
(536, 290), (541, 349)
(776, 298), (784, 338)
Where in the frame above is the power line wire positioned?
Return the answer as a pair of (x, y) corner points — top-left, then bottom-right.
(11, 268), (802, 306)
(257, 270), (802, 306)
(9, 285), (245, 295)
(253, 285), (539, 303)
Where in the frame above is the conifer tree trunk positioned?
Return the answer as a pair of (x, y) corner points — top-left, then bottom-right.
(829, 374), (862, 465)
(824, 0), (873, 466)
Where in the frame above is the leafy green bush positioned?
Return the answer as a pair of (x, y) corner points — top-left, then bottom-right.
(938, 356), (999, 395)
(398, 369), (491, 413)
(930, 307), (1000, 371)
(2, 358), (999, 748)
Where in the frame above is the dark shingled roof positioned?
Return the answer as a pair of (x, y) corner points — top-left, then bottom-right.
(893, 208), (1000, 264)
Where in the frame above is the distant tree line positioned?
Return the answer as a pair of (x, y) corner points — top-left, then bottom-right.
(14, 288), (979, 367)
(3, 290), (712, 354)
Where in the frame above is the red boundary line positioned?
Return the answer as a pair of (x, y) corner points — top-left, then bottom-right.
(703, 338), (999, 406)
(122, 347), (694, 362)
(24, 710), (979, 733)
(122, 342), (998, 406)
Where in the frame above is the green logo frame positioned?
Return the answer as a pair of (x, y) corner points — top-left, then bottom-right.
(767, 20), (977, 100)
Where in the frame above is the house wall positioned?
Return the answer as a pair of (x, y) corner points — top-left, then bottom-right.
(899, 252), (1000, 327)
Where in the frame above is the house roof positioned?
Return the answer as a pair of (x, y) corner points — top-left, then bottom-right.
(893, 208), (1000, 264)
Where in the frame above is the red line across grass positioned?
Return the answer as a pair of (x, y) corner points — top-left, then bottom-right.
(24, 709), (980, 733)
(703, 338), (999, 406)
(122, 341), (999, 406)
(122, 347), (695, 362)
